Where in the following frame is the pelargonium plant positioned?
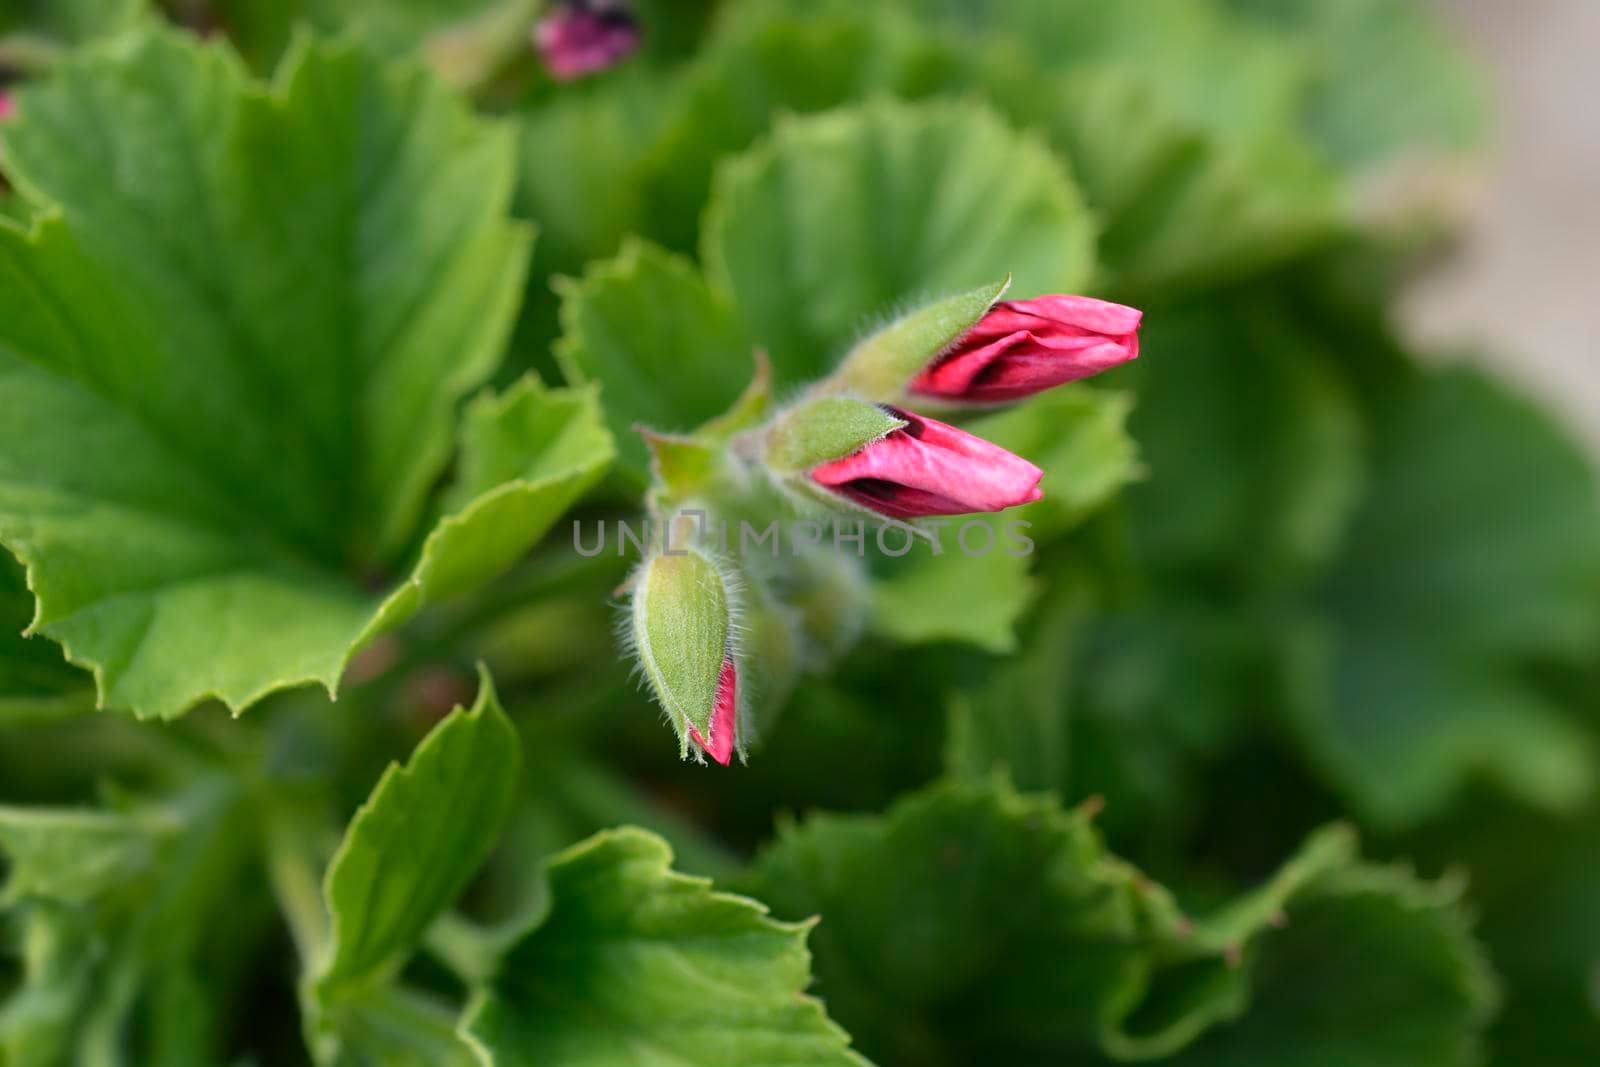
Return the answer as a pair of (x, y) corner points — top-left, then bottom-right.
(1, 1), (1597, 1066)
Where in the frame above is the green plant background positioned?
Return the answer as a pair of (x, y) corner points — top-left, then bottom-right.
(1, 1), (1595, 1065)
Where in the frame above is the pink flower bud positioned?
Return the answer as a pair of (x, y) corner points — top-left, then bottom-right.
(0, 92), (14, 122)
(534, 2), (639, 82)
(686, 658), (738, 766)
(909, 295), (1142, 405)
(809, 407), (1043, 519)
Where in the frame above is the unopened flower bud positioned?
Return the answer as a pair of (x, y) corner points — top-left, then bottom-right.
(908, 295), (1141, 405)
(806, 406), (1043, 520)
(763, 395), (907, 478)
(629, 547), (742, 764)
(827, 278), (1011, 400)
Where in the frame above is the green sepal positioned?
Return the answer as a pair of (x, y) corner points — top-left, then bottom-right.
(640, 430), (719, 503)
(630, 548), (734, 754)
(826, 276), (1010, 399)
(764, 396), (906, 476)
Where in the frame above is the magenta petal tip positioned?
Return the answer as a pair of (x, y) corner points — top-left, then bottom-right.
(687, 659), (738, 766)
(535, 3), (640, 82)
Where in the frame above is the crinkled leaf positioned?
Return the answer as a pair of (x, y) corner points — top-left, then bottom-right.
(554, 240), (751, 482)
(462, 827), (865, 1067)
(1407, 798), (1600, 1067)
(1168, 860), (1498, 1066)
(1292, 368), (1600, 825)
(318, 666), (520, 998)
(636, 4), (966, 254)
(0, 553), (92, 723)
(0, 30), (622, 719)
(704, 98), (1095, 385)
(750, 779), (1497, 1065)
(746, 778), (1189, 1064)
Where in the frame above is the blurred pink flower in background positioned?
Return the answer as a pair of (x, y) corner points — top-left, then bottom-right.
(535, 2), (639, 82)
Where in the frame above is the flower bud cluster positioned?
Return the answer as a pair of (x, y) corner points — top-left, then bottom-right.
(626, 278), (1141, 763)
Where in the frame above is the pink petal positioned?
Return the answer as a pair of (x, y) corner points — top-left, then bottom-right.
(535, 8), (639, 82)
(910, 295), (1141, 404)
(687, 658), (738, 766)
(810, 408), (1043, 519)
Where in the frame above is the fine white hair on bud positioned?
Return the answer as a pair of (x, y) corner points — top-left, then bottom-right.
(622, 544), (747, 763)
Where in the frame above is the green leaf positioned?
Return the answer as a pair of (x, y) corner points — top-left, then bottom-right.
(992, 64), (1338, 294)
(894, 0), (1313, 151)
(0, 30), (619, 719)
(329, 985), (480, 1067)
(867, 386), (1136, 656)
(879, 0), (1339, 290)
(0, 806), (173, 907)
(554, 240), (752, 482)
(1224, 0), (1488, 171)
(0, 777), (262, 1066)
(462, 827), (866, 1067)
(969, 385), (1143, 543)
(1167, 860), (1498, 1066)
(0, 0), (150, 48)
(1291, 368), (1600, 825)
(303, 0), (521, 58)
(1124, 298), (1365, 588)
(748, 779), (1497, 1065)
(868, 523), (1038, 654)
(365, 377), (614, 638)
(516, 67), (670, 277)
(943, 574), (1086, 789)
(745, 778), (1187, 1064)
(704, 98), (1095, 385)
(318, 666), (520, 998)
(0, 553), (93, 723)
(1406, 798), (1600, 1067)
(636, 4), (967, 254)
(1098, 824), (1361, 1060)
